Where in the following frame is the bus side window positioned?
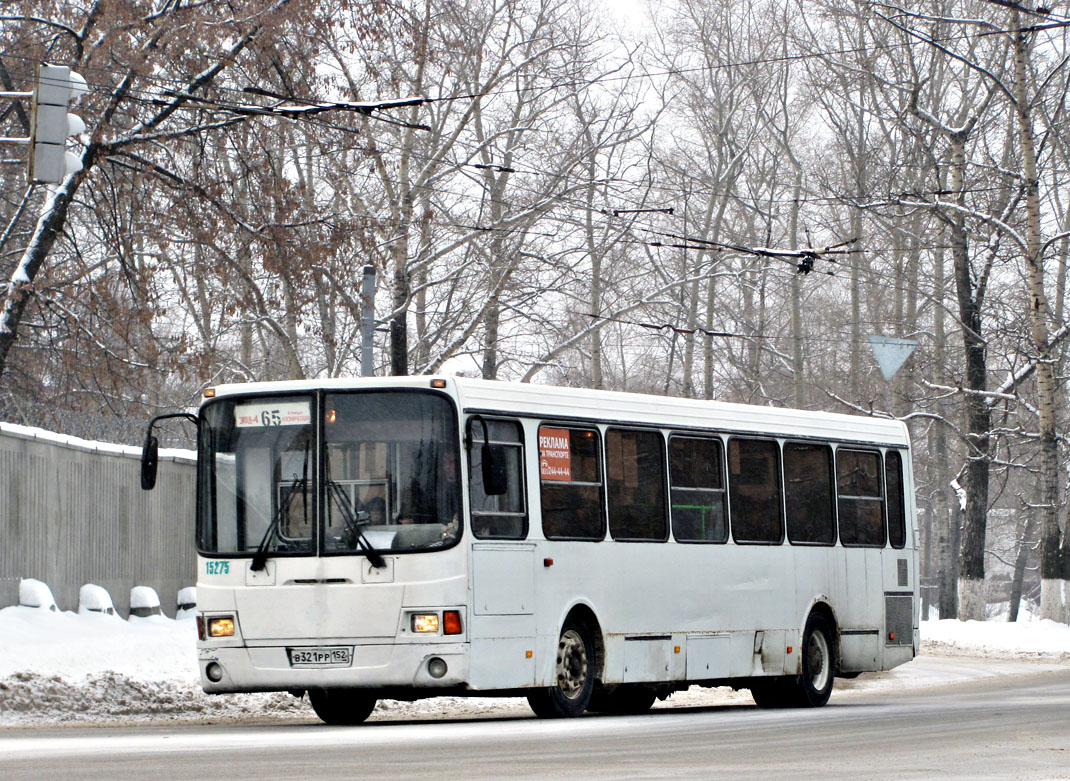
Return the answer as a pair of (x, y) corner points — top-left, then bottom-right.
(784, 442), (835, 545)
(728, 438), (783, 544)
(538, 425), (604, 540)
(837, 449), (885, 547)
(886, 450), (906, 549)
(606, 428), (667, 541)
(669, 435), (728, 543)
(468, 418), (527, 539)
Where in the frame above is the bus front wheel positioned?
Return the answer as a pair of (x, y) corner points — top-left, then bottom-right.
(527, 619), (595, 718)
(308, 688), (377, 725)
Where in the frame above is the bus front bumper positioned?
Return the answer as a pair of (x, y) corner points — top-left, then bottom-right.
(197, 641), (469, 693)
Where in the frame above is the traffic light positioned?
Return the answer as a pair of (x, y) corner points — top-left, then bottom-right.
(29, 63), (88, 184)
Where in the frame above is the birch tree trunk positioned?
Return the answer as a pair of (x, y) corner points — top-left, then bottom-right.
(1009, 8), (1069, 622)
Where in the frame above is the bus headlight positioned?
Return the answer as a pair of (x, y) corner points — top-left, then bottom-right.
(412, 614), (440, 633)
(207, 616), (235, 637)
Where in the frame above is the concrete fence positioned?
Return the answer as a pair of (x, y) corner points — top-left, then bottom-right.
(0, 422), (196, 617)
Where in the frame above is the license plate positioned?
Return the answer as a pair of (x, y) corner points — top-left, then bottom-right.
(287, 646), (354, 668)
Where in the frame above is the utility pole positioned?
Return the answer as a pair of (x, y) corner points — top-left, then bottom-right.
(360, 264), (376, 376)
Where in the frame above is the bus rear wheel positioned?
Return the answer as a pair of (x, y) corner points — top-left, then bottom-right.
(527, 619), (595, 718)
(308, 688), (377, 725)
(796, 613), (834, 707)
(750, 614), (835, 709)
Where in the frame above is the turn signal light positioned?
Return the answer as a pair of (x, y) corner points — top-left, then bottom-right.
(203, 388), (216, 398)
(430, 379), (447, 389)
(207, 616), (235, 637)
(443, 610), (463, 635)
(196, 615), (206, 641)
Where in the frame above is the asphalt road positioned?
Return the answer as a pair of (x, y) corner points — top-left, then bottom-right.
(2, 668), (1068, 780)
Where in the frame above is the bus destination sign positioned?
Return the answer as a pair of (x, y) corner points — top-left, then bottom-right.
(234, 401), (312, 428)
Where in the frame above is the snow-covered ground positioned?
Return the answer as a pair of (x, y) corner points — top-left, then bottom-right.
(1, 604), (1067, 727)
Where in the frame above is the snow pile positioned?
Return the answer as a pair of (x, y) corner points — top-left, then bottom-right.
(176, 587), (197, 621)
(0, 606), (195, 682)
(921, 617), (1070, 661)
(1, 605), (1068, 727)
(18, 579), (57, 611)
(77, 585), (115, 616)
(0, 605), (313, 725)
(129, 586), (162, 618)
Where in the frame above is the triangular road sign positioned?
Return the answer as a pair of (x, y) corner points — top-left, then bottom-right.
(868, 335), (917, 381)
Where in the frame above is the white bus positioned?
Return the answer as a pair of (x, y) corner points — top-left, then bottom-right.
(141, 376), (919, 724)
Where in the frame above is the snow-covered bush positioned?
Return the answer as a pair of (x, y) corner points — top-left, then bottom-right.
(78, 584), (116, 616)
(18, 579), (57, 611)
(129, 586), (161, 618)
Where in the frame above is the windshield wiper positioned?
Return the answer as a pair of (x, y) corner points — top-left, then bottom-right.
(326, 477), (387, 569)
(251, 442), (309, 572)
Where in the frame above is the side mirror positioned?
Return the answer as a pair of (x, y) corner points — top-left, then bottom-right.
(481, 443), (508, 496)
(141, 434), (159, 490)
(140, 411), (199, 491)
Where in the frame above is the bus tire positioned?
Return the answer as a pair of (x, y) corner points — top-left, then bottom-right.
(526, 618), (595, 718)
(308, 688), (377, 725)
(795, 612), (835, 707)
(751, 614), (835, 709)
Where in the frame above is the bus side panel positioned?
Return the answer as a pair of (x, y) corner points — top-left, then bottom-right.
(531, 540), (804, 687)
(838, 547), (883, 672)
(791, 544), (845, 662)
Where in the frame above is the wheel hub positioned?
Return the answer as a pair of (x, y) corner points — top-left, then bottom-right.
(556, 628), (588, 699)
(806, 630), (830, 691)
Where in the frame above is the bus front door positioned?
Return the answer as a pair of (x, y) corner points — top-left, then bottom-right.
(468, 541), (537, 689)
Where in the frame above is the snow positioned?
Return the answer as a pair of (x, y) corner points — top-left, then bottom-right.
(129, 586), (160, 610)
(77, 585), (114, 615)
(17, 579), (56, 611)
(0, 421), (194, 462)
(1, 605), (1067, 727)
(922, 616), (1070, 659)
(176, 587), (196, 621)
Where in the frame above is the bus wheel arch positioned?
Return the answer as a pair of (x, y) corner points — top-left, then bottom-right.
(563, 603), (604, 681)
(753, 605), (837, 709)
(804, 601), (839, 675)
(527, 605), (603, 718)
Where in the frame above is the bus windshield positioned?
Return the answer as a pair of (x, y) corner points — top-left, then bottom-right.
(198, 395), (316, 557)
(197, 390), (462, 557)
(323, 391), (460, 552)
